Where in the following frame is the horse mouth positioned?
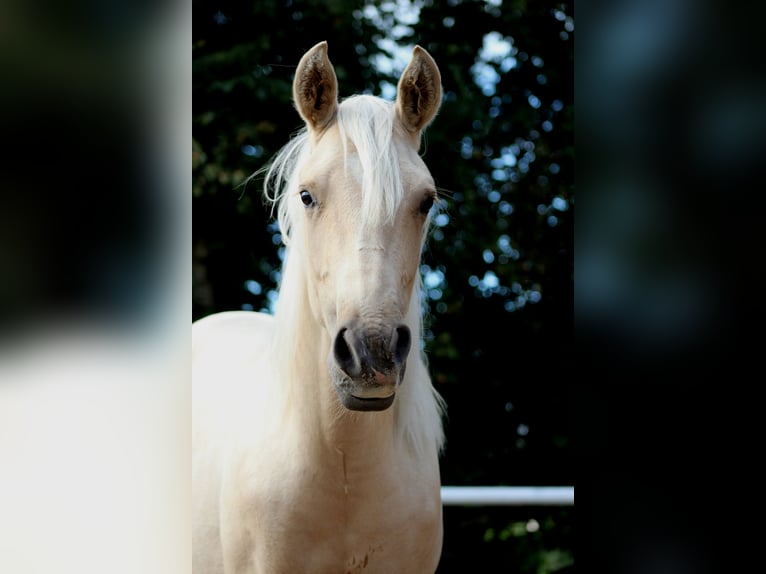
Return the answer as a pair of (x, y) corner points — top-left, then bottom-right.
(340, 392), (396, 412)
(329, 332), (407, 412)
(331, 370), (399, 412)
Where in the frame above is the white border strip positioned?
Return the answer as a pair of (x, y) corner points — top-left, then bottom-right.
(441, 486), (574, 506)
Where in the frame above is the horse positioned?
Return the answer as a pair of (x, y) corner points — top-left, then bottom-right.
(192, 41), (446, 574)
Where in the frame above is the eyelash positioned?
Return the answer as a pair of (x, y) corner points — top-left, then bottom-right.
(419, 194), (436, 215)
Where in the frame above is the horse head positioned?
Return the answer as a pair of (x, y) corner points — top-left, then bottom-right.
(289, 41), (442, 412)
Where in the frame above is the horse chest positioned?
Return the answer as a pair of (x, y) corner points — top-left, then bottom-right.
(238, 455), (442, 574)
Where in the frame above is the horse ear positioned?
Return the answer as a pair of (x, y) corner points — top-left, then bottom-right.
(395, 46), (442, 135)
(293, 41), (338, 131)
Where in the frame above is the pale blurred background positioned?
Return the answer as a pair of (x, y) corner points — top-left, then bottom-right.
(0, 0), (190, 572)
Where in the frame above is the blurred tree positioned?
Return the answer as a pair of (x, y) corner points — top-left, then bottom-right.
(193, 1), (573, 572)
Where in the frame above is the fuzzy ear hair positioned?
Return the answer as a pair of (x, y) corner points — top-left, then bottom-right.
(395, 45), (442, 135)
(293, 41), (338, 131)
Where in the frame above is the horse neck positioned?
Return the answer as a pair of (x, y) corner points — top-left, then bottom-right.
(272, 256), (400, 466)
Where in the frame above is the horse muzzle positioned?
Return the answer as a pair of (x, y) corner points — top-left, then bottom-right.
(331, 322), (411, 411)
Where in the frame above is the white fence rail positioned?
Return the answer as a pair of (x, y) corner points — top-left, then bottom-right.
(441, 486), (574, 506)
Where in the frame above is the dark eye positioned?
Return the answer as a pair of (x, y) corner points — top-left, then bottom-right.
(419, 194), (435, 215)
(299, 189), (315, 207)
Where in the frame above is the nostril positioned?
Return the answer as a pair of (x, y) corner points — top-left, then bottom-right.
(334, 327), (352, 362)
(334, 327), (360, 377)
(393, 325), (411, 364)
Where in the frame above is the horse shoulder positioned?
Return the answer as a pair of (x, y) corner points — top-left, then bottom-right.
(192, 311), (276, 574)
(193, 310), (275, 401)
(193, 311), (275, 363)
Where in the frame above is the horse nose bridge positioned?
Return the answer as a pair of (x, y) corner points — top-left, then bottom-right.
(334, 244), (394, 310)
(353, 231), (405, 283)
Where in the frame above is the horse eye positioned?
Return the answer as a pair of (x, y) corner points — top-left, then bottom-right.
(299, 189), (315, 207)
(419, 195), (435, 215)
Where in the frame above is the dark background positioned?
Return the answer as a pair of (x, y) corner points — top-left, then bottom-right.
(193, 1), (574, 572)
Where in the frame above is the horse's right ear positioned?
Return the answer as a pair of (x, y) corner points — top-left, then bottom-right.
(293, 41), (338, 131)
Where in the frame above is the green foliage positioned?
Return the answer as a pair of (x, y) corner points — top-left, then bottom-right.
(440, 506), (573, 573)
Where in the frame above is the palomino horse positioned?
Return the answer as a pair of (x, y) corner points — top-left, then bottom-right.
(192, 41), (446, 574)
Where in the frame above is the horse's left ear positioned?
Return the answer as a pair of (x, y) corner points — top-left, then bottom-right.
(293, 41), (338, 131)
(396, 46), (442, 135)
